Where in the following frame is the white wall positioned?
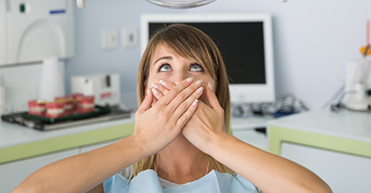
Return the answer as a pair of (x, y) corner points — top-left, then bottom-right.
(65, 0), (371, 109)
(191, 0), (371, 108)
(65, 0), (185, 109)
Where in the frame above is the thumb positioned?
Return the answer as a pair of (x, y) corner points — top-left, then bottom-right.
(206, 82), (222, 111)
(138, 88), (153, 113)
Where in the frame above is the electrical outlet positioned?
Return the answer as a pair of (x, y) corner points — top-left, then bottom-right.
(121, 27), (138, 48)
(101, 29), (118, 50)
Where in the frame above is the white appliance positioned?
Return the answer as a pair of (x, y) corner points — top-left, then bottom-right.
(0, 0), (74, 66)
(345, 59), (371, 111)
(71, 74), (121, 107)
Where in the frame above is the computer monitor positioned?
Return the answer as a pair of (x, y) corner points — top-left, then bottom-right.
(140, 13), (275, 103)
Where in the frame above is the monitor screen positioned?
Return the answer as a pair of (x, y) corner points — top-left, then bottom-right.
(141, 14), (275, 103)
(149, 22), (266, 85)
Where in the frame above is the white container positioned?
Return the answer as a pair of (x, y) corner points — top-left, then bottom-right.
(0, 76), (5, 110)
(39, 56), (65, 101)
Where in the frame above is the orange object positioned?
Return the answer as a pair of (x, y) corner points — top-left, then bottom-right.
(360, 46), (371, 56)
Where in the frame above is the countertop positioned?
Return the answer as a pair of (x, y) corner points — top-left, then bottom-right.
(268, 109), (371, 157)
(0, 115), (135, 164)
(268, 109), (371, 143)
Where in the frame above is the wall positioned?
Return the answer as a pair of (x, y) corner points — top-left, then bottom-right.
(65, 0), (184, 109)
(65, 0), (371, 109)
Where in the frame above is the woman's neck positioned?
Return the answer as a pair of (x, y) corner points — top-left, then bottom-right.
(155, 134), (210, 184)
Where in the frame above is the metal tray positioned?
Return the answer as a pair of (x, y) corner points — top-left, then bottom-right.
(1, 106), (131, 131)
(22, 106), (111, 124)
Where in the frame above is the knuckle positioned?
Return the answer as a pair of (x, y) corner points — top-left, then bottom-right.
(179, 115), (187, 123)
(219, 108), (225, 114)
(179, 102), (188, 111)
(169, 89), (178, 96)
(177, 92), (186, 101)
(159, 109), (167, 117)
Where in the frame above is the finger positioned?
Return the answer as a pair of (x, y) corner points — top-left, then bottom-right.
(151, 88), (164, 100)
(151, 83), (168, 99)
(206, 82), (222, 111)
(167, 79), (203, 114)
(175, 98), (199, 130)
(171, 86), (204, 124)
(159, 80), (175, 91)
(137, 88), (153, 113)
(157, 77), (194, 106)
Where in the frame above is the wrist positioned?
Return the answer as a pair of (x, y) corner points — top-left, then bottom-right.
(204, 132), (231, 156)
(125, 135), (154, 158)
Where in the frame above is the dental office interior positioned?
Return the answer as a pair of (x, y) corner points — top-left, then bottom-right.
(1, 0), (371, 192)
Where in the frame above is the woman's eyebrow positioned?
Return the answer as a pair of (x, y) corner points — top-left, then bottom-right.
(153, 56), (172, 65)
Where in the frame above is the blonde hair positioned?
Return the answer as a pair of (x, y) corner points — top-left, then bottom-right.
(134, 24), (233, 176)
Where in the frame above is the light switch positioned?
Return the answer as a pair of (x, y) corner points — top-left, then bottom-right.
(101, 29), (118, 50)
(121, 27), (138, 48)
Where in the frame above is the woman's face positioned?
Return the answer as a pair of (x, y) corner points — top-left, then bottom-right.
(146, 43), (216, 105)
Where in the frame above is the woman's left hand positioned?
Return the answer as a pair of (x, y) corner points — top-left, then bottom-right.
(151, 80), (227, 154)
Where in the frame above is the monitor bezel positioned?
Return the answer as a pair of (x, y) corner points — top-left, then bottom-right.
(140, 13), (275, 103)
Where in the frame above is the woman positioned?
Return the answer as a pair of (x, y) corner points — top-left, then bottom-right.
(13, 24), (332, 193)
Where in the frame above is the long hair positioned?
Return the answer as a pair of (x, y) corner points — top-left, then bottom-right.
(134, 23), (232, 176)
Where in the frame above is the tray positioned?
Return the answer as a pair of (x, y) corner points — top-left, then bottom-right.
(1, 106), (131, 131)
(22, 106), (111, 124)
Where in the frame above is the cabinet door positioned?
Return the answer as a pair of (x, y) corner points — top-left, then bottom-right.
(281, 142), (371, 193)
(0, 149), (79, 193)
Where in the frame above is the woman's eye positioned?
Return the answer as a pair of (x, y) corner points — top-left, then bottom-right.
(190, 64), (204, 72)
(159, 64), (172, 72)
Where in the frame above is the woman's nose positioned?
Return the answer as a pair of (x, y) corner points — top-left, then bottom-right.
(173, 71), (190, 85)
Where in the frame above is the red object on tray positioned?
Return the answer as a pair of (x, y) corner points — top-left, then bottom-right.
(55, 96), (75, 116)
(76, 95), (95, 114)
(28, 100), (46, 116)
(45, 101), (65, 118)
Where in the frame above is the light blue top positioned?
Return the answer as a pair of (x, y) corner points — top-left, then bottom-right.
(103, 169), (260, 193)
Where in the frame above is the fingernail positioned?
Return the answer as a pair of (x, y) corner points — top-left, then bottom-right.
(192, 99), (199, 107)
(195, 79), (203, 86)
(186, 77), (194, 83)
(152, 83), (160, 90)
(159, 80), (168, 87)
(208, 82), (213, 91)
(152, 88), (160, 97)
(146, 88), (151, 95)
(196, 87), (204, 94)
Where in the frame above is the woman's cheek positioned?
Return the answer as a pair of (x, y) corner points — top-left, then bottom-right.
(199, 93), (210, 106)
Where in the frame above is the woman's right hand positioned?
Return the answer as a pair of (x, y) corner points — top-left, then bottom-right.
(132, 77), (204, 156)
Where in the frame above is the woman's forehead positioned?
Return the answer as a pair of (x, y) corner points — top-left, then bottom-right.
(151, 44), (192, 64)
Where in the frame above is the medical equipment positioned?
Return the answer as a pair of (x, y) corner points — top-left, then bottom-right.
(71, 74), (121, 107)
(141, 13), (275, 104)
(344, 21), (371, 111)
(0, 0), (74, 66)
(39, 56), (65, 101)
(76, 0), (288, 9)
(0, 76), (5, 109)
(344, 58), (371, 111)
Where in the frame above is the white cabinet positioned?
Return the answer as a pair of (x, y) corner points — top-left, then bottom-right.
(231, 117), (270, 151)
(281, 142), (371, 193)
(0, 140), (118, 192)
(0, 149), (79, 193)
